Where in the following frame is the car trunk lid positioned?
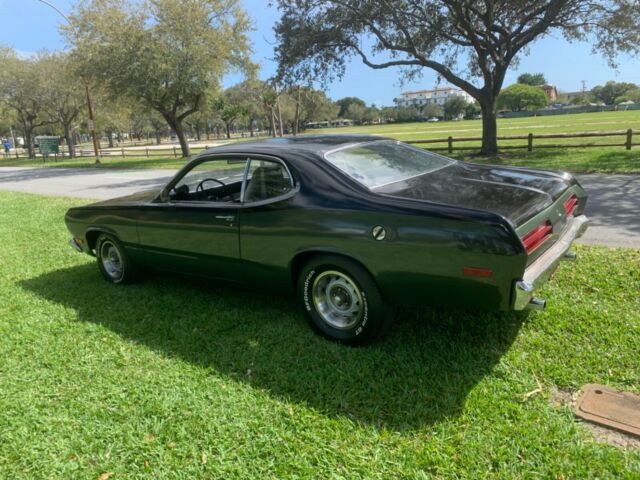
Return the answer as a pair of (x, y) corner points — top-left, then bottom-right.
(373, 161), (575, 227)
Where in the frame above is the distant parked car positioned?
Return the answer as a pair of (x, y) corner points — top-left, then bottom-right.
(427, 117), (440, 122)
(65, 135), (589, 345)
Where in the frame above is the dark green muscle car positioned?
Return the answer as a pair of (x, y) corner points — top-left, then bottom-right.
(66, 135), (589, 345)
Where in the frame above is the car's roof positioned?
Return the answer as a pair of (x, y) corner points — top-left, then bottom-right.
(199, 134), (387, 158)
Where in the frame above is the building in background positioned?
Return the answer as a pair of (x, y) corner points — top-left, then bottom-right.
(535, 84), (558, 103)
(394, 87), (474, 108)
(557, 90), (587, 103)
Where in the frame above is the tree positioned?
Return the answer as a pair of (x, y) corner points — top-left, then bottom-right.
(291, 87), (338, 132)
(464, 101), (481, 119)
(67, 0), (252, 157)
(614, 88), (640, 104)
(396, 106), (420, 122)
(443, 96), (468, 120)
(0, 52), (56, 158)
(422, 103), (443, 118)
(498, 84), (548, 112)
(517, 73), (547, 86)
(345, 103), (368, 124)
(40, 53), (85, 158)
(212, 93), (248, 139)
(590, 81), (638, 105)
(335, 96), (366, 117)
(273, 1), (640, 154)
(93, 93), (130, 148)
(380, 106), (398, 122)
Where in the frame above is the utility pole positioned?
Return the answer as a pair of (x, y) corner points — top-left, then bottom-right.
(35, 0), (101, 164)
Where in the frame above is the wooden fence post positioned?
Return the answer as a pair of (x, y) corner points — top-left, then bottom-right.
(173, 146), (177, 158)
(626, 129), (633, 150)
(527, 133), (533, 152)
(121, 148), (125, 158)
(447, 136), (453, 154)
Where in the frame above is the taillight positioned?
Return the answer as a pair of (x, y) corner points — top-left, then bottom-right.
(521, 220), (553, 253)
(564, 194), (578, 218)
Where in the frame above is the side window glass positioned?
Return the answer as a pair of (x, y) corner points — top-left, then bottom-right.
(243, 159), (293, 203)
(169, 158), (247, 203)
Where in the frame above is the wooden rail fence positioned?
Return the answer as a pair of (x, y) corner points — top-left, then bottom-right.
(406, 129), (639, 153)
(3, 129), (639, 161)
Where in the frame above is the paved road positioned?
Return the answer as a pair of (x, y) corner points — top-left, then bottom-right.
(0, 167), (174, 200)
(0, 167), (637, 248)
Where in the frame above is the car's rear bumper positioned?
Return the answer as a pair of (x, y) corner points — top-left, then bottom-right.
(513, 214), (589, 310)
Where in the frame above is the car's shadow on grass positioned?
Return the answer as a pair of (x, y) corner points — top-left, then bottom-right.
(21, 263), (528, 431)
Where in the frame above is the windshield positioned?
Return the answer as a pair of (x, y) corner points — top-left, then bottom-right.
(324, 140), (454, 189)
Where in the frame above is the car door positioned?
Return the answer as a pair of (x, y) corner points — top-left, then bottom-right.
(135, 155), (248, 282)
(238, 156), (299, 291)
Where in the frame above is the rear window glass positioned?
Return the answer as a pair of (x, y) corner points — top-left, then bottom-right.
(324, 141), (454, 189)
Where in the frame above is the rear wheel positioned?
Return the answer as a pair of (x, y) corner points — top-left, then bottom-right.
(95, 234), (139, 284)
(297, 255), (393, 345)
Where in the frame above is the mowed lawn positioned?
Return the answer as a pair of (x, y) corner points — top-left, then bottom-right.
(0, 191), (638, 478)
(2, 110), (640, 173)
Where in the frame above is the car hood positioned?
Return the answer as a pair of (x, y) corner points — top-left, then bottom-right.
(374, 162), (575, 226)
(87, 188), (160, 208)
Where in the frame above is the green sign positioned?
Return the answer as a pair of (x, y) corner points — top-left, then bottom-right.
(37, 136), (60, 155)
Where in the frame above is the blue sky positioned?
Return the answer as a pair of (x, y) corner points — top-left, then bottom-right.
(2, 0), (640, 106)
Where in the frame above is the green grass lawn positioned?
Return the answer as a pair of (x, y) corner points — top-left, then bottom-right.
(2, 110), (640, 173)
(0, 191), (638, 478)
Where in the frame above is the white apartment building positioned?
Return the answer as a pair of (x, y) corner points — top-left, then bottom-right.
(394, 87), (474, 107)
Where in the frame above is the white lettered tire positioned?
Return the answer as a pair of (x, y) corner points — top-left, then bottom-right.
(95, 233), (139, 284)
(297, 255), (393, 345)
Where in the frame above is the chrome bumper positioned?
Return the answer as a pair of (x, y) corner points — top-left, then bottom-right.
(513, 214), (589, 310)
(69, 237), (84, 253)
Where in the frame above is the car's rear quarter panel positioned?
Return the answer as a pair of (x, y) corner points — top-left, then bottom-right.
(240, 204), (527, 311)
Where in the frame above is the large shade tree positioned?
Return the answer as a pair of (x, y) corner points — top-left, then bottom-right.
(40, 53), (86, 158)
(0, 51), (55, 158)
(66, 0), (252, 157)
(273, 0), (640, 154)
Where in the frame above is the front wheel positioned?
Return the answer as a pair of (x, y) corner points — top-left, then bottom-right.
(297, 255), (393, 345)
(95, 233), (139, 284)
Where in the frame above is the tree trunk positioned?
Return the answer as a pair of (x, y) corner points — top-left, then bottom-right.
(276, 101), (284, 137)
(155, 129), (162, 145)
(161, 112), (190, 157)
(225, 123), (231, 139)
(107, 129), (114, 148)
(293, 89), (300, 136)
(479, 99), (498, 155)
(269, 109), (277, 137)
(249, 118), (254, 137)
(195, 125), (201, 141)
(23, 122), (34, 159)
(173, 120), (190, 157)
(63, 124), (75, 159)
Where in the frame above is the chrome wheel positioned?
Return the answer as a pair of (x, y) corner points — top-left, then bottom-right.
(100, 240), (124, 281)
(312, 270), (363, 329)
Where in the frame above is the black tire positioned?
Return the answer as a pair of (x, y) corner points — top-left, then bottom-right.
(95, 233), (139, 284)
(297, 255), (393, 345)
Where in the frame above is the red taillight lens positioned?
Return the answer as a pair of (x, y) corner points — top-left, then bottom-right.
(521, 220), (553, 253)
(564, 194), (578, 218)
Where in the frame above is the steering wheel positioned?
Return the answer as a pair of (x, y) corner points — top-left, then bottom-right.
(195, 178), (226, 192)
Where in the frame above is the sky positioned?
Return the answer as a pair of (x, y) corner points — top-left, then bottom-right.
(2, 0), (640, 106)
